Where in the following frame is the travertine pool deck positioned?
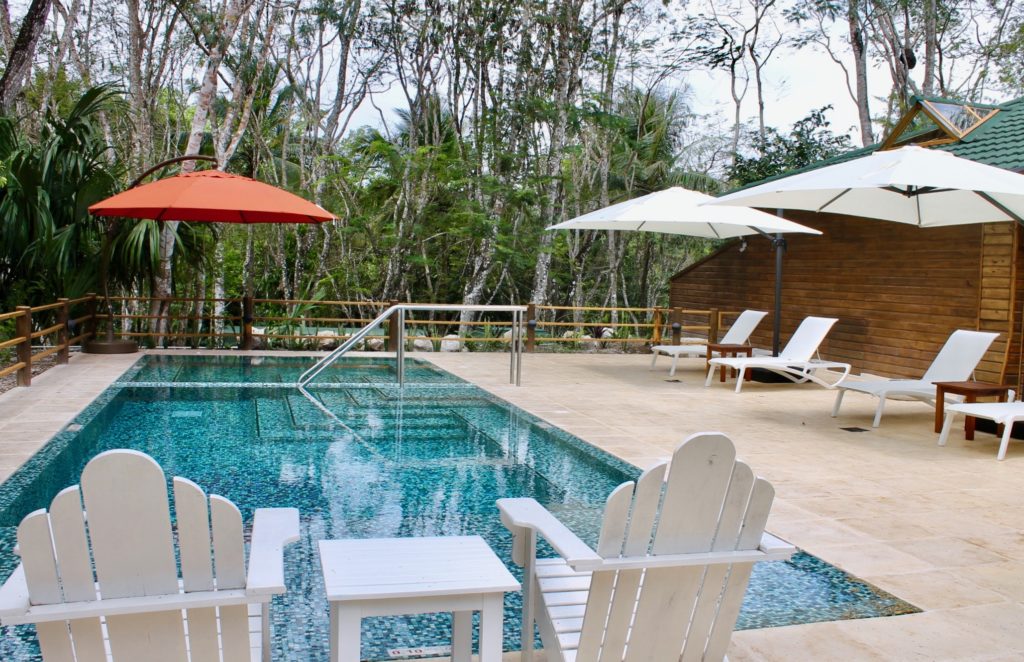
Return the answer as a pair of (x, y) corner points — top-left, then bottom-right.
(0, 350), (1021, 660)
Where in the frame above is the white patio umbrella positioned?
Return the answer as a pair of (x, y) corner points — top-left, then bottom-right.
(708, 145), (1024, 225)
(705, 144), (1024, 387)
(548, 186), (823, 236)
(548, 186), (822, 354)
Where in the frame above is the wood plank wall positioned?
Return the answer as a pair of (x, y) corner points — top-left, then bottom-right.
(976, 223), (1017, 383)
(670, 211), (1015, 382)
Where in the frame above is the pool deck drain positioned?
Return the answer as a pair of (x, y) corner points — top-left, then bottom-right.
(0, 349), (1021, 661)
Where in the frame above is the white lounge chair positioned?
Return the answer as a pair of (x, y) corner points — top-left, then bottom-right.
(0, 449), (299, 661)
(939, 401), (1023, 460)
(831, 329), (999, 427)
(650, 309), (768, 377)
(498, 432), (794, 662)
(704, 316), (850, 393)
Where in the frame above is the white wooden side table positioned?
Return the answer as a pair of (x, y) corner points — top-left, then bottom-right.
(319, 535), (520, 662)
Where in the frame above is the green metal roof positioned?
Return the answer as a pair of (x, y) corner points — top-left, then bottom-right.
(936, 96), (1024, 170)
(727, 95), (1024, 194)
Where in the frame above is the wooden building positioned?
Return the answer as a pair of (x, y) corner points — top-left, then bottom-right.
(670, 95), (1024, 385)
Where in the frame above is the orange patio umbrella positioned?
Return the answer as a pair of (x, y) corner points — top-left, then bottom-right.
(88, 170), (335, 223)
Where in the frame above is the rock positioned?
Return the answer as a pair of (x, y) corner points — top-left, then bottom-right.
(561, 330), (577, 339)
(412, 336), (434, 352)
(502, 329), (514, 339)
(250, 327), (267, 350)
(581, 334), (599, 351)
(317, 330), (339, 350)
(599, 327), (614, 339)
(440, 334), (463, 352)
(365, 337), (385, 351)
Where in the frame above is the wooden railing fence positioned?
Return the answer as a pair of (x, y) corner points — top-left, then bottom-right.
(1, 294), (743, 388)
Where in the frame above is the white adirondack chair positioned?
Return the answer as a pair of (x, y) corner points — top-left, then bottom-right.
(650, 310), (768, 377)
(832, 329), (999, 427)
(0, 449), (300, 662)
(498, 432), (794, 662)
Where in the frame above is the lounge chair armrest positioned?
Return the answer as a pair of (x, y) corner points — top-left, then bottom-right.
(0, 566), (30, 623)
(497, 498), (602, 571)
(246, 507), (300, 596)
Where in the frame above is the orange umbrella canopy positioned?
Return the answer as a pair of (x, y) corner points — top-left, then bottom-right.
(88, 170), (334, 223)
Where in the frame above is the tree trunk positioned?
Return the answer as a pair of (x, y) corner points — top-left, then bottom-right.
(848, 0), (873, 146)
(0, 0), (52, 112)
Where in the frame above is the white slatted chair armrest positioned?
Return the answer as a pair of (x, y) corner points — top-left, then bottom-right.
(0, 565), (30, 623)
(246, 507), (300, 596)
(586, 544), (797, 572)
(758, 532), (797, 561)
(497, 498), (602, 571)
(1, 588), (257, 626)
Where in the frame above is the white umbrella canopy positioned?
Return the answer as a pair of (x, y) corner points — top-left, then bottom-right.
(547, 186), (822, 237)
(708, 145), (1024, 226)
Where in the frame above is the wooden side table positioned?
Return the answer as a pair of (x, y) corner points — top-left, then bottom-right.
(319, 536), (519, 662)
(707, 342), (754, 382)
(933, 381), (1014, 439)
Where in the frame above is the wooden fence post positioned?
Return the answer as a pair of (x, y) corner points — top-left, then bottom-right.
(526, 303), (536, 353)
(15, 306), (31, 387)
(242, 295), (254, 350)
(85, 293), (97, 341)
(57, 298), (70, 364)
(670, 308), (682, 345)
(709, 308), (720, 343)
(651, 309), (663, 344)
(387, 299), (401, 351)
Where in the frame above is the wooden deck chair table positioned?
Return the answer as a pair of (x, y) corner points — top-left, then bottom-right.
(498, 432), (795, 662)
(831, 329), (999, 427)
(704, 316), (850, 393)
(650, 310), (768, 377)
(0, 449), (300, 662)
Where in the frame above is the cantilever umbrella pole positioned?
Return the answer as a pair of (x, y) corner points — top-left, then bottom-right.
(749, 221), (788, 357)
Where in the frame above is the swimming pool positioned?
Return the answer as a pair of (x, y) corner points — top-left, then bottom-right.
(0, 355), (917, 660)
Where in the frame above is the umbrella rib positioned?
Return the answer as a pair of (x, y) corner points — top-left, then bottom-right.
(976, 191), (1024, 225)
(817, 188), (851, 213)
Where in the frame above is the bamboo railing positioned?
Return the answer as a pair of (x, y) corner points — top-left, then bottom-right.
(1, 293), (742, 388)
(0, 294), (98, 386)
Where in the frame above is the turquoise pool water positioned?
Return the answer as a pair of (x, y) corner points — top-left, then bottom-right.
(0, 355), (917, 660)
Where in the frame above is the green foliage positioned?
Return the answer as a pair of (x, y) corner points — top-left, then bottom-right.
(0, 87), (121, 308)
(727, 107), (853, 187)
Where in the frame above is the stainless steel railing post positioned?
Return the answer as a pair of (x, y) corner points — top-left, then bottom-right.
(515, 310), (523, 386)
(396, 307), (406, 386)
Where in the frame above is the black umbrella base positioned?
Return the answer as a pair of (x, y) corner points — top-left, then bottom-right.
(84, 339), (138, 354)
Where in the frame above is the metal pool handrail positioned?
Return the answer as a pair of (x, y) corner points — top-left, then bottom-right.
(296, 304), (528, 388)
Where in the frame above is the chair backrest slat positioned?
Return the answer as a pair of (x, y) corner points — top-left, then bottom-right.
(81, 450), (180, 598)
(211, 495), (247, 590)
(48, 487), (106, 660)
(780, 316), (837, 361)
(719, 310), (768, 345)
(173, 477), (215, 592)
(920, 330), (999, 383)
